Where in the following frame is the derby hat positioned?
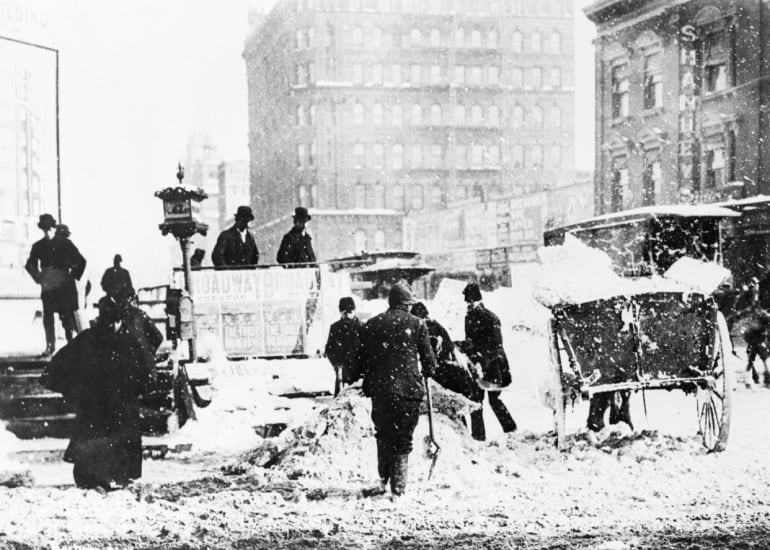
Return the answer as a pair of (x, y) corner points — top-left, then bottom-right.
(293, 206), (311, 221)
(37, 213), (57, 230)
(55, 224), (71, 237)
(235, 205), (254, 222)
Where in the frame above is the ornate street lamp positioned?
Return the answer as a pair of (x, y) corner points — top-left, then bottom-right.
(155, 164), (208, 361)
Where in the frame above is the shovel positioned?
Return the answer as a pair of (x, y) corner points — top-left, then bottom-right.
(424, 377), (441, 480)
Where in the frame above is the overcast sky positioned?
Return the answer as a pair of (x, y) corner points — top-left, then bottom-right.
(13, 0), (596, 287)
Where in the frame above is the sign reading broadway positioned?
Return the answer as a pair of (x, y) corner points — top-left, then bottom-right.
(175, 267), (351, 357)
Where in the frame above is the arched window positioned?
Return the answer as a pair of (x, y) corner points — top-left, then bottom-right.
(372, 64), (383, 84)
(309, 104), (316, 125)
(430, 104), (442, 125)
(512, 67), (523, 87)
(374, 183), (385, 208)
(373, 144), (384, 168)
(296, 105), (305, 126)
(411, 185), (424, 210)
(352, 26), (363, 47)
(531, 105), (543, 128)
(354, 184), (366, 207)
(307, 28), (314, 47)
(471, 145), (483, 167)
(392, 144), (404, 169)
(393, 184), (405, 210)
(530, 145), (543, 169)
(551, 105), (562, 128)
(488, 66), (500, 85)
(471, 104), (483, 125)
(471, 29), (482, 47)
(488, 105), (500, 126)
(550, 31), (561, 53)
(455, 104), (466, 124)
(373, 103), (384, 125)
(488, 144), (500, 165)
(488, 29), (498, 48)
(512, 144), (524, 168)
(430, 185), (442, 207)
(296, 29), (305, 49)
(550, 145), (561, 169)
(310, 184), (318, 206)
(354, 229), (367, 253)
(392, 104), (403, 126)
(374, 230), (386, 250)
(372, 27), (383, 48)
(298, 185), (308, 204)
(531, 31), (542, 53)
(410, 28), (422, 46)
(513, 104), (524, 127)
(353, 102), (364, 125)
(512, 30), (522, 53)
(431, 144), (443, 168)
(455, 27), (464, 46)
(353, 143), (365, 168)
(411, 144), (423, 168)
(430, 28), (441, 46)
(411, 104), (423, 125)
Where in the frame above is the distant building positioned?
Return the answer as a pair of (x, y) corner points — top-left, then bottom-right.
(217, 159), (251, 231)
(244, 0), (575, 261)
(585, 0), (770, 214)
(184, 133), (224, 254)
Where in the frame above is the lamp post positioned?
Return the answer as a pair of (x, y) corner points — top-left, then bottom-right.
(155, 164), (209, 362)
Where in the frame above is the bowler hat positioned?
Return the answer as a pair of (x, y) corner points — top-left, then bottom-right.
(55, 224), (71, 237)
(410, 302), (429, 319)
(235, 205), (254, 222)
(462, 282), (483, 303)
(37, 213), (57, 230)
(338, 296), (356, 312)
(293, 206), (311, 221)
(389, 280), (416, 307)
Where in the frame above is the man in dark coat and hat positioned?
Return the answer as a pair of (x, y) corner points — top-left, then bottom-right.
(355, 281), (436, 497)
(25, 215), (87, 355)
(325, 296), (362, 396)
(101, 254), (134, 302)
(43, 296), (151, 489)
(461, 282), (517, 441)
(277, 207), (316, 266)
(212, 205), (260, 267)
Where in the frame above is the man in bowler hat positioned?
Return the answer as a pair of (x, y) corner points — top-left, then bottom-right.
(211, 206), (260, 267)
(277, 207), (316, 266)
(25, 215), (87, 355)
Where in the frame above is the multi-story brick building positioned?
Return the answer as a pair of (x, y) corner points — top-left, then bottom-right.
(244, 0), (575, 263)
(585, 0), (770, 214)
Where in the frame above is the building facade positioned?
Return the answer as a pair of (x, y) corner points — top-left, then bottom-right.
(217, 159), (251, 231)
(586, 0), (770, 214)
(245, 0), (575, 262)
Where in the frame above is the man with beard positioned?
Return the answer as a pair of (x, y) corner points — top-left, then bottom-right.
(43, 297), (151, 490)
(355, 282), (436, 497)
(461, 282), (517, 441)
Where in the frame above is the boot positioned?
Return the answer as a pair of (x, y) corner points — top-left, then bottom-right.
(390, 454), (409, 496)
(362, 443), (390, 497)
(43, 315), (56, 356)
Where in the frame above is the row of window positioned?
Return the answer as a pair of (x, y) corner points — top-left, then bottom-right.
(610, 29), (733, 119)
(295, 142), (563, 170)
(295, 61), (562, 89)
(340, 102), (562, 128)
(348, 178), (493, 211)
(296, 0), (571, 18)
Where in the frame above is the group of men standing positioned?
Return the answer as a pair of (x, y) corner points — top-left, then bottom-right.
(210, 205), (316, 268)
(325, 281), (516, 497)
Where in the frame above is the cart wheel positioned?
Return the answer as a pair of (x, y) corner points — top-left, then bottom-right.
(547, 319), (567, 451)
(698, 312), (734, 453)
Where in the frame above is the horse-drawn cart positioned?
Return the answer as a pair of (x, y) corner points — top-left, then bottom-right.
(542, 205), (739, 452)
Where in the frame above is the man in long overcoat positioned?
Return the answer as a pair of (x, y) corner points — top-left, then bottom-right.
(355, 282), (436, 496)
(211, 205), (260, 267)
(25, 215), (87, 354)
(101, 254), (134, 302)
(43, 296), (151, 489)
(462, 282), (517, 441)
(276, 207), (316, 266)
(325, 297), (362, 396)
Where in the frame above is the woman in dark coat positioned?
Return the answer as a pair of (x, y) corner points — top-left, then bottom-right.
(44, 297), (151, 489)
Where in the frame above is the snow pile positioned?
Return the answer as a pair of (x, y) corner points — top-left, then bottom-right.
(232, 385), (488, 486)
(534, 235), (728, 308)
(0, 423), (32, 488)
(485, 286), (550, 335)
(663, 257), (730, 295)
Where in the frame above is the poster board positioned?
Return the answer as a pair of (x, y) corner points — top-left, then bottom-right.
(174, 266), (351, 357)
